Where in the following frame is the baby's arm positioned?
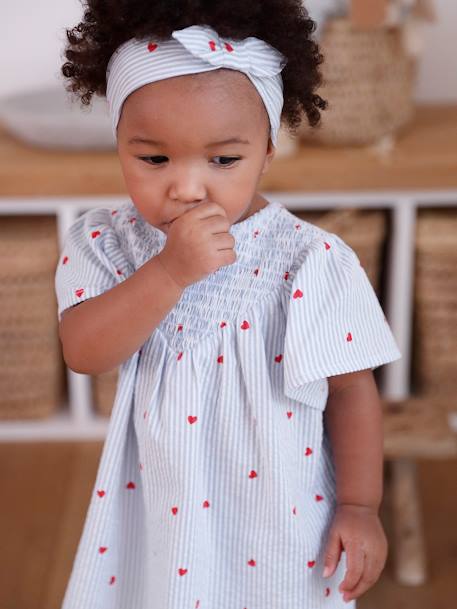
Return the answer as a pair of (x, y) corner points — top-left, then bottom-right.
(325, 368), (384, 510)
(322, 368), (388, 602)
(59, 256), (183, 375)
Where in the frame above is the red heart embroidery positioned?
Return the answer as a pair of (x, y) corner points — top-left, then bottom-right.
(99, 546), (108, 554)
(209, 40), (217, 51)
(220, 321), (227, 328)
(248, 470), (257, 478)
(315, 494), (324, 502)
(62, 256), (69, 265)
(293, 289), (303, 299)
(253, 229), (260, 237)
(177, 324), (183, 332)
(325, 587), (331, 597)
(295, 224), (301, 230)
(307, 560), (316, 568)
(324, 242), (331, 250)
(286, 411), (293, 419)
(75, 288), (84, 298)
(292, 506), (297, 515)
(177, 352), (183, 360)
(241, 320), (250, 330)
(203, 500), (210, 508)
(247, 559), (256, 566)
(91, 230), (101, 238)
(217, 355), (224, 364)
(129, 216), (137, 223)
(126, 481), (136, 489)
(109, 576), (116, 585)
(178, 568), (188, 576)
(275, 354), (283, 363)
(254, 268), (259, 276)
(284, 271), (289, 280)
(188, 415), (197, 424)
(224, 42), (234, 52)
(305, 447), (313, 456)
(171, 506), (178, 515)
(148, 42), (158, 52)
(116, 269), (123, 275)
(346, 332), (353, 342)
(97, 490), (105, 498)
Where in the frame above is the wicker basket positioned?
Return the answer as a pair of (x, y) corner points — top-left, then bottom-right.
(0, 216), (65, 419)
(412, 209), (457, 397)
(298, 17), (417, 147)
(292, 208), (388, 295)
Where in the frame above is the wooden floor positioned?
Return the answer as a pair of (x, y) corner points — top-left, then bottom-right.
(0, 442), (456, 609)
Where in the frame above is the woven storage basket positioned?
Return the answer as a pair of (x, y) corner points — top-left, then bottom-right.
(298, 17), (417, 146)
(92, 208), (388, 417)
(292, 208), (387, 294)
(0, 215), (65, 419)
(413, 209), (457, 397)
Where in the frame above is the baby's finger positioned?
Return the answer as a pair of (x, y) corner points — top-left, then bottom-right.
(338, 542), (365, 594)
(322, 528), (342, 578)
(340, 553), (380, 601)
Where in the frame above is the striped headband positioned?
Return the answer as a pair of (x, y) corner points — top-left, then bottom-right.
(106, 24), (288, 146)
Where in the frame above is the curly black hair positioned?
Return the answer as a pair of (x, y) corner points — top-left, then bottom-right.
(61, 0), (328, 135)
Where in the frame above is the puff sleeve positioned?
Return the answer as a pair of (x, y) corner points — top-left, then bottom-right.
(283, 231), (401, 403)
(54, 208), (133, 322)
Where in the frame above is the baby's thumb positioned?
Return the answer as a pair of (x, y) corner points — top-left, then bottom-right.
(322, 529), (342, 578)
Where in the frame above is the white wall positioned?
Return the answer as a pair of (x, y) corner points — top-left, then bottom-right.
(0, 0), (456, 102)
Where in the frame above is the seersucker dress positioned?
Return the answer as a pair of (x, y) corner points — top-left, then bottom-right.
(55, 198), (401, 609)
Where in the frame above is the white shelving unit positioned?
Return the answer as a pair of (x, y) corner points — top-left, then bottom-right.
(1, 190), (457, 442)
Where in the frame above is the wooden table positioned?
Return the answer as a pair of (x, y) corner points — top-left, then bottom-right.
(1, 104), (456, 196)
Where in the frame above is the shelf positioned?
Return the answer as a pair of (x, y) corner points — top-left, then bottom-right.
(1, 180), (457, 440)
(0, 405), (109, 443)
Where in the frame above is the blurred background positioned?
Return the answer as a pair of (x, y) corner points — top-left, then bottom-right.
(0, 1), (456, 608)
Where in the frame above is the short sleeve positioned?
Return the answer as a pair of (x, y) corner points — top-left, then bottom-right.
(54, 208), (133, 322)
(283, 231), (402, 402)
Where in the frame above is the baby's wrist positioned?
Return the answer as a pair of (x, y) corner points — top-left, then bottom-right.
(155, 253), (186, 292)
(336, 502), (380, 516)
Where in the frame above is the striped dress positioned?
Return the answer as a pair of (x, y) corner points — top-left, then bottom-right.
(55, 198), (401, 609)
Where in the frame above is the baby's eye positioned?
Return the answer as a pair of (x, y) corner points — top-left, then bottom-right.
(140, 156), (168, 165)
(212, 156), (240, 167)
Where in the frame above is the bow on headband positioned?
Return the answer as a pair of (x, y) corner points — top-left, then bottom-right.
(172, 25), (287, 78)
(106, 24), (287, 146)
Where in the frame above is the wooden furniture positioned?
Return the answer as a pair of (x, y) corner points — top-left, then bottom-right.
(1, 104), (456, 586)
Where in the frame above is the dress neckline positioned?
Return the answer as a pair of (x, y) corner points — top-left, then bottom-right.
(229, 200), (282, 234)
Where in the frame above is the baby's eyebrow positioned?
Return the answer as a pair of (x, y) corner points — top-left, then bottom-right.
(205, 137), (251, 147)
(128, 136), (251, 147)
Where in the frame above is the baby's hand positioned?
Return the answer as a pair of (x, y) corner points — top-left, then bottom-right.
(322, 503), (388, 603)
(157, 201), (236, 289)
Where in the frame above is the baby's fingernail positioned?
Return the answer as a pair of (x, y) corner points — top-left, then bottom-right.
(323, 565), (331, 577)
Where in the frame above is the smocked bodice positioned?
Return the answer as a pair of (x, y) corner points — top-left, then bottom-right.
(114, 200), (318, 351)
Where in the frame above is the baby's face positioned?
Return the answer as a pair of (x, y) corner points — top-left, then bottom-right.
(116, 68), (275, 232)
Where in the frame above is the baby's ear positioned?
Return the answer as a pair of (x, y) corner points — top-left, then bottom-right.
(261, 136), (276, 175)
